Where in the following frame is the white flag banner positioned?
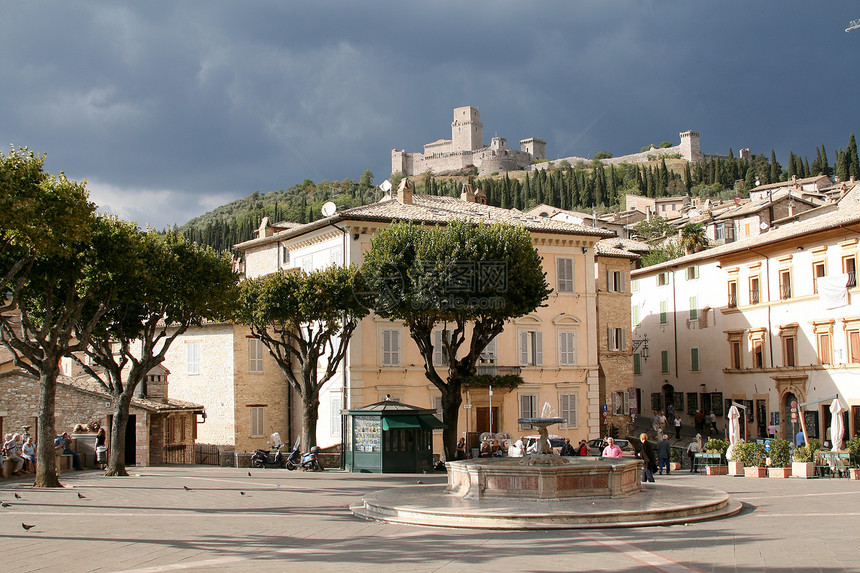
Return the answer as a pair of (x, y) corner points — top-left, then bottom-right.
(818, 273), (849, 309)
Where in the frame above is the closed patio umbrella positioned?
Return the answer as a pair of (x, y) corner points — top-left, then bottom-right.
(725, 405), (741, 461)
(830, 399), (846, 451)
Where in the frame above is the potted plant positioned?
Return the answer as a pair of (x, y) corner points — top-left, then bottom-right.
(847, 436), (860, 480)
(767, 438), (792, 478)
(728, 442), (744, 476)
(740, 442), (767, 477)
(705, 438), (729, 475)
(670, 447), (681, 472)
(792, 444), (815, 478)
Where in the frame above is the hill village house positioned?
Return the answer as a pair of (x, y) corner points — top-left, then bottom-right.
(630, 182), (860, 443)
(159, 181), (640, 456)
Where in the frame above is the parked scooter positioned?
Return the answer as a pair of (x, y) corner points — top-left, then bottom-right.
(284, 438), (323, 471)
(251, 433), (286, 468)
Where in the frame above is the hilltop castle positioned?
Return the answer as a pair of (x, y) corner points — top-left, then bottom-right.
(392, 106), (703, 177)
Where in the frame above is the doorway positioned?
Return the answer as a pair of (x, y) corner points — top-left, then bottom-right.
(756, 400), (767, 438)
(783, 393), (798, 441)
(476, 407), (499, 434)
(107, 414), (137, 466)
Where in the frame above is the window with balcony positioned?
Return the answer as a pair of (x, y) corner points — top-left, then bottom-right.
(749, 276), (760, 305)
(728, 280), (738, 308)
(843, 255), (856, 288)
(779, 270), (792, 299)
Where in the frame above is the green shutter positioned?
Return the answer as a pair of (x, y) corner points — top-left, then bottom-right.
(691, 347), (700, 371)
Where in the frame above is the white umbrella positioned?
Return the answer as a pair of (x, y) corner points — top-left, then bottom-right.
(830, 399), (846, 451)
(725, 405), (741, 461)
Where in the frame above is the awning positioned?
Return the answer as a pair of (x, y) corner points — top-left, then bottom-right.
(382, 416), (421, 430)
(381, 415), (445, 430)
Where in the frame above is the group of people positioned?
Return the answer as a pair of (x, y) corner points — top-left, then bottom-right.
(1, 433), (36, 477)
(456, 436), (594, 459)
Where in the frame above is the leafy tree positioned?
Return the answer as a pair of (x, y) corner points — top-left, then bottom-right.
(641, 242), (685, 267)
(680, 222), (709, 254)
(237, 265), (369, 450)
(593, 151), (613, 160)
(362, 219), (551, 460)
(632, 215), (673, 240)
(1, 215), (125, 487)
(72, 230), (239, 476)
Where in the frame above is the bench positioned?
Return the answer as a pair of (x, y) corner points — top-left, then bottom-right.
(2, 457), (15, 478)
(55, 453), (74, 475)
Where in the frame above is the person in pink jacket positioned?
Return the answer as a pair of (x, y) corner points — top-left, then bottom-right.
(601, 437), (624, 458)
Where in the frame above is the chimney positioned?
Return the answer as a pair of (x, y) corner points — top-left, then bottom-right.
(257, 217), (275, 238)
(396, 178), (413, 204)
(461, 183), (476, 203)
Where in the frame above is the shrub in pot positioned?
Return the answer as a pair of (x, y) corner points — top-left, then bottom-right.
(847, 437), (860, 479)
(767, 438), (792, 478)
(792, 444), (816, 479)
(727, 441), (744, 476)
(739, 442), (767, 477)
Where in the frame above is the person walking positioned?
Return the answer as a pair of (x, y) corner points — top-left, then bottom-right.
(694, 410), (705, 436)
(638, 433), (657, 483)
(709, 411), (718, 435)
(674, 415), (682, 440)
(657, 434), (671, 475)
(560, 438), (576, 456)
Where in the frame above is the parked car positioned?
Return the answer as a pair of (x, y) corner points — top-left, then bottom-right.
(523, 435), (566, 454)
(587, 438), (634, 457)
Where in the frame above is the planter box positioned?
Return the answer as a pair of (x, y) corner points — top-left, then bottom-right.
(744, 466), (767, 478)
(706, 465), (727, 475)
(850, 468), (860, 480)
(768, 467), (792, 478)
(728, 460), (744, 476)
(792, 461), (815, 479)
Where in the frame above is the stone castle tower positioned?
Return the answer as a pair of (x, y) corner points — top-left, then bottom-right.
(679, 131), (703, 163)
(451, 106), (483, 152)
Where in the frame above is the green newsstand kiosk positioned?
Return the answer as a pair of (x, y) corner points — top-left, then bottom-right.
(345, 398), (445, 473)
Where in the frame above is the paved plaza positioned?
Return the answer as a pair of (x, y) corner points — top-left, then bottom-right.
(1, 465), (859, 572)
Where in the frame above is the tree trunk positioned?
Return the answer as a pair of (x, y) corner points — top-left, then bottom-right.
(301, 393), (320, 451)
(440, 388), (463, 462)
(34, 360), (61, 487)
(105, 394), (132, 476)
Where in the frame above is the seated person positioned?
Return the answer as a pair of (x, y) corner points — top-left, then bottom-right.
(3, 433), (26, 476)
(21, 437), (36, 473)
(601, 437), (624, 458)
(54, 432), (83, 470)
(479, 441), (492, 457)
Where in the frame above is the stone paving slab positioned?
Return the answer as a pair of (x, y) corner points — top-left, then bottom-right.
(1, 466), (859, 572)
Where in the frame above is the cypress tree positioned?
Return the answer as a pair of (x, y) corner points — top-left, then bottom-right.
(770, 150), (781, 183)
(849, 134), (860, 179)
(821, 145), (831, 176)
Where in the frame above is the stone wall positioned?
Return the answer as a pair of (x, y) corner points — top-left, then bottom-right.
(0, 370), (150, 466)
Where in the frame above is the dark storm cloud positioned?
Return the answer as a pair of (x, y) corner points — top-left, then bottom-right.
(1, 1), (858, 228)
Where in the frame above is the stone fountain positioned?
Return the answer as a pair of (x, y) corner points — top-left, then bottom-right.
(351, 404), (741, 529)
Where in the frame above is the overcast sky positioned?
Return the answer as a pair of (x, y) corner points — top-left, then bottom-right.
(2, 2), (858, 229)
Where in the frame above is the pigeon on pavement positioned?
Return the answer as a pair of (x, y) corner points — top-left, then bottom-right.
(77, 492), (86, 499)
(183, 485), (192, 491)
(1, 501), (11, 508)
(14, 493), (22, 499)
(22, 523), (35, 531)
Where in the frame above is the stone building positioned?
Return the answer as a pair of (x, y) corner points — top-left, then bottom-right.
(222, 180), (642, 456)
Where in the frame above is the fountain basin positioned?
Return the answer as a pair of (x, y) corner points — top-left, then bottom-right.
(446, 457), (643, 500)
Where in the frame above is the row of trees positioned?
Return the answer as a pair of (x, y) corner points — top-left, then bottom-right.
(3, 154), (550, 481)
(1, 148), (238, 486)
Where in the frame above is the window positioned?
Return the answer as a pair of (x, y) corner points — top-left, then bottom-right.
(607, 270), (625, 292)
(657, 272), (669, 286)
(752, 338), (764, 368)
(611, 391), (628, 416)
(725, 224), (735, 242)
(691, 347), (700, 371)
(728, 280), (738, 308)
(558, 331), (577, 366)
(331, 396), (342, 436)
(520, 394), (538, 428)
(813, 320), (834, 365)
(749, 276), (760, 304)
(631, 279), (639, 292)
(729, 335), (742, 369)
(633, 353), (642, 375)
(479, 338), (497, 364)
(843, 255), (856, 288)
(608, 327), (626, 352)
(557, 257), (574, 293)
(659, 300), (668, 324)
(779, 269), (792, 299)
(813, 261), (826, 293)
(689, 296), (698, 321)
(848, 329), (860, 364)
(660, 350), (669, 373)
(329, 246), (342, 267)
(282, 246), (290, 265)
(560, 393), (578, 428)
(632, 305), (640, 326)
(519, 330), (543, 366)
(686, 266), (699, 280)
(248, 338), (264, 373)
(382, 329), (400, 366)
(434, 330), (454, 366)
(714, 223), (725, 242)
(187, 342), (199, 375)
(433, 396), (444, 423)
(250, 406), (264, 437)
(784, 335), (796, 367)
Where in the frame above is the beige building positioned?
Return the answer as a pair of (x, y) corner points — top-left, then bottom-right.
(225, 181), (640, 455)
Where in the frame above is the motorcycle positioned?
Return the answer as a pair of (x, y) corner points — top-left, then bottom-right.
(251, 433), (286, 468)
(285, 438), (323, 471)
